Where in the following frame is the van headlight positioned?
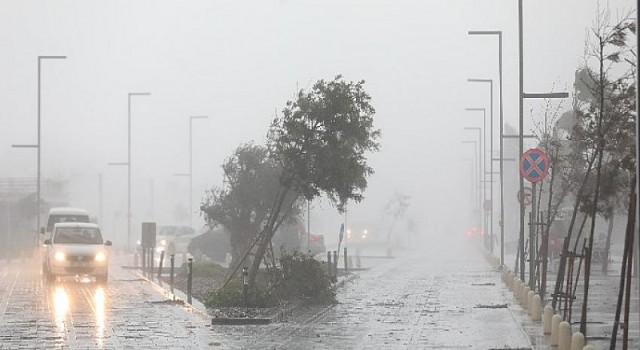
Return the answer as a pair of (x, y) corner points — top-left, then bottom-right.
(160, 239), (167, 246)
(95, 252), (107, 262)
(54, 252), (65, 262)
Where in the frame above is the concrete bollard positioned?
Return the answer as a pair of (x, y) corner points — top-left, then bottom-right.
(583, 345), (596, 350)
(551, 314), (562, 346)
(530, 295), (542, 321)
(558, 321), (571, 350)
(522, 286), (531, 308)
(543, 305), (554, 333)
(527, 291), (534, 313)
(186, 257), (193, 304)
(571, 332), (585, 350)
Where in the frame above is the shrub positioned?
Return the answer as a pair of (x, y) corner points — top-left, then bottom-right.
(204, 279), (277, 308)
(204, 251), (336, 308)
(275, 251), (336, 304)
(179, 261), (227, 278)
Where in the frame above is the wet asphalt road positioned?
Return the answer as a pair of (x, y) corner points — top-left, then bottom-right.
(0, 254), (219, 349)
(207, 236), (536, 349)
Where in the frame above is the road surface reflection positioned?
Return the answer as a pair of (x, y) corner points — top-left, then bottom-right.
(51, 281), (107, 347)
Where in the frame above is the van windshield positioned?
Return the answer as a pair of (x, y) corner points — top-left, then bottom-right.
(54, 227), (103, 244)
(47, 214), (90, 233)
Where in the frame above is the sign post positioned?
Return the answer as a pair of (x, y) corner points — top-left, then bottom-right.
(520, 149), (550, 290)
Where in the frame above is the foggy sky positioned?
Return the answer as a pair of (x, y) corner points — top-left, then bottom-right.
(0, 0), (634, 244)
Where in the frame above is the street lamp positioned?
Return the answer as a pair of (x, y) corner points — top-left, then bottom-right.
(12, 55), (66, 248)
(469, 30), (505, 266)
(464, 108), (487, 247)
(467, 79), (494, 254)
(462, 140), (481, 238)
(463, 127), (482, 228)
(175, 116), (208, 228)
(109, 92), (151, 252)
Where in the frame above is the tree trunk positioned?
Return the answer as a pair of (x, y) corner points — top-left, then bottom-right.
(248, 185), (292, 287)
(602, 212), (614, 273)
(580, 38), (607, 337)
(551, 155), (596, 309)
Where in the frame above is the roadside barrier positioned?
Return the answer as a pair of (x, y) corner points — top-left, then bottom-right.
(558, 321), (571, 350)
(526, 290), (534, 313)
(530, 295), (542, 321)
(484, 254), (597, 350)
(169, 254), (175, 298)
(570, 332), (585, 350)
(543, 305), (553, 333)
(242, 266), (249, 308)
(551, 314), (562, 346)
(187, 257), (193, 304)
(157, 250), (165, 280)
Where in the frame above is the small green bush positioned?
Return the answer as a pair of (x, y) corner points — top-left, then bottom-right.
(204, 279), (277, 308)
(179, 261), (227, 278)
(275, 251), (336, 304)
(204, 251), (336, 308)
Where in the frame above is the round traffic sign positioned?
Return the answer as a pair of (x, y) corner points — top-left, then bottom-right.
(520, 148), (550, 183)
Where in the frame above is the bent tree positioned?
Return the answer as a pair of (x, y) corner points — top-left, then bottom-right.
(246, 76), (381, 287)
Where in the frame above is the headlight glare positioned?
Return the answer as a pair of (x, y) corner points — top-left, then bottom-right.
(95, 252), (107, 262)
(54, 252), (65, 262)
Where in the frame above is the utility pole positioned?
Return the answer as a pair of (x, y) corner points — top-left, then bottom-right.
(468, 30), (504, 266)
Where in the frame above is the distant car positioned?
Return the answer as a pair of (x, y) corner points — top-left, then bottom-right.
(346, 226), (372, 248)
(155, 225), (198, 256)
(307, 234), (326, 256)
(43, 222), (112, 283)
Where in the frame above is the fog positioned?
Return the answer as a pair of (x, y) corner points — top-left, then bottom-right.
(0, 0), (633, 249)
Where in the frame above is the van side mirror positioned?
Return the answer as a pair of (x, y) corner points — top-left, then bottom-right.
(40, 227), (45, 235)
(43, 239), (51, 245)
(104, 240), (113, 246)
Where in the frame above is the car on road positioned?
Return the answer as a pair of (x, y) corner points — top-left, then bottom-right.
(43, 207), (91, 238)
(155, 225), (198, 257)
(307, 234), (326, 256)
(43, 222), (112, 283)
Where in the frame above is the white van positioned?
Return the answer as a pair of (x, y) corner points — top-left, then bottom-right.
(43, 207), (91, 238)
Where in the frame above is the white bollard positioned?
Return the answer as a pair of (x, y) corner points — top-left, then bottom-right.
(530, 295), (542, 321)
(543, 305), (554, 333)
(551, 314), (562, 346)
(558, 321), (571, 350)
(527, 291), (534, 313)
(522, 286), (531, 308)
(571, 332), (585, 350)
(583, 345), (596, 350)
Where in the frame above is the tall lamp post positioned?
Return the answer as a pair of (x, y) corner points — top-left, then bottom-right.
(462, 140), (481, 239)
(109, 92), (151, 252)
(463, 127), (482, 233)
(12, 55), (66, 248)
(469, 30), (504, 266)
(175, 116), (208, 228)
(467, 79), (494, 253)
(464, 108), (487, 245)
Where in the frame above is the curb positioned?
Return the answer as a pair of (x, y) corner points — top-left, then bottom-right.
(480, 245), (593, 350)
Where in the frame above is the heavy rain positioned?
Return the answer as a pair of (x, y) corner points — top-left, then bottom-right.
(0, 1), (638, 349)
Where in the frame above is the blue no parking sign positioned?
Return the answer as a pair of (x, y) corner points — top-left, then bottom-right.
(520, 148), (550, 183)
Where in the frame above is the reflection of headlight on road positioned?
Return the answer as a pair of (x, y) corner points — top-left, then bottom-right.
(362, 235), (366, 239)
(136, 240), (141, 245)
(160, 239), (167, 246)
(156, 246), (164, 253)
(54, 251), (65, 261)
(95, 252), (107, 262)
